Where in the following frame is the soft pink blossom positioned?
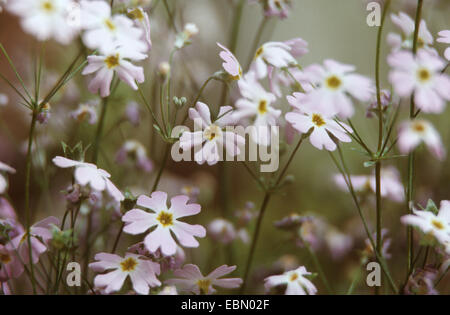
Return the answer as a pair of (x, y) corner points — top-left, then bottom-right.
(217, 42), (242, 80)
(0, 244), (24, 281)
(265, 266), (317, 295)
(387, 12), (433, 52)
(122, 191), (206, 256)
(437, 30), (450, 61)
(89, 252), (161, 294)
(165, 264), (242, 294)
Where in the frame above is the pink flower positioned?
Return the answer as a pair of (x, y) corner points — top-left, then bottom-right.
(10, 216), (59, 264)
(82, 46), (146, 97)
(165, 264), (243, 294)
(285, 92), (352, 151)
(387, 12), (433, 52)
(70, 102), (98, 124)
(265, 266), (317, 295)
(89, 252), (161, 295)
(217, 42), (242, 80)
(52, 156), (124, 202)
(122, 191), (206, 256)
(300, 60), (373, 118)
(0, 197), (16, 220)
(0, 161), (15, 194)
(208, 219), (236, 244)
(179, 102), (245, 165)
(0, 244), (24, 281)
(401, 200), (450, 246)
(115, 140), (153, 173)
(398, 120), (445, 160)
(437, 30), (450, 61)
(128, 7), (152, 51)
(388, 49), (450, 113)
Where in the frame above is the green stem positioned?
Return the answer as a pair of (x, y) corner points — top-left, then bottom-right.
(92, 97), (109, 164)
(25, 111), (38, 294)
(151, 144), (170, 193)
(306, 244), (333, 294)
(181, 76), (215, 124)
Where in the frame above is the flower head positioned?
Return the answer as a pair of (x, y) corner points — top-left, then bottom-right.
(398, 119), (445, 160)
(70, 102), (98, 124)
(127, 7), (152, 51)
(0, 244), (24, 282)
(265, 266), (317, 295)
(387, 12), (433, 52)
(285, 92), (353, 151)
(122, 191), (206, 256)
(388, 49), (450, 113)
(89, 252), (161, 295)
(252, 41), (298, 79)
(437, 30), (450, 61)
(179, 102), (245, 165)
(115, 140), (153, 173)
(0, 161), (15, 194)
(217, 42), (242, 80)
(208, 218), (236, 244)
(165, 264), (242, 294)
(52, 156), (124, 202)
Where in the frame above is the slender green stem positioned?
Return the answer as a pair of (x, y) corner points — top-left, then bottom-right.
(111, 222), (125, 253)
(25, 112), (38, 294)
(346, 268), (361, 295)
(92, 98), (109, 164)
(151, 144), (170, 193)
(306, 245), (332, 294)
(162, 0), (177, 32)
(406, 0), (423, 276)
(181, 76), (215, 124)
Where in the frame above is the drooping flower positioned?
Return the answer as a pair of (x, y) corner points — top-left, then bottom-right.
(401, 200), (450, 246)
(0, 161), (15, 194)
(285, 92), (352, 151)
(264, 0), (292, 19)
(179, 102), (245, 165)
(127, 7), (152, 51)
(7, 0), (80, 45)
(125, 101), (141, 126)
(80, 0), (146, 53)
(122, 191), (206, 256)
(233, 72), (281, 145)
(300, 59), (373, 118)
(165, 264), (243, 295)
(52, 156), (125, 202)
(217, 42), (242, 80)
(398, 119), (445, 160)
(82, 46), (146, 97)
(387, 12), (433, 52)
(0, 244), (24, 281)
(252, 41), (298, 79)
(388, 49), (450, 113)
(70, 102), (98, 124)
(10, 216), (59, 264)
(437, 30), (450, 61)
(89, 252), (161, 295)
(264, 266), (317, 295)
(115, 140), (153, 173)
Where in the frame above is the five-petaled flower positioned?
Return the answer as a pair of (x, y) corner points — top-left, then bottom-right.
(265, 266), (317, 295)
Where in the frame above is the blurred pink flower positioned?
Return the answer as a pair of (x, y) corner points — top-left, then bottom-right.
(115, 140), (153, 173)
(388, 49), (450, 113)
(265, 266), (317, 295)
(401, 200), (450, 246)
(398, 120), (445, 160)
(217, 42), (242, 80)
(437, 30), (450, 61)
(0, 244), (24, 281)
(0, 161), (15, 194)
(10, 216), (59, 264)
(165, 264), (242, 294)
(52, 156), (125, 202)
(70, 102), (98, 125)
(128, 7), (152, 51)
(285, 93), (352, 151)
(208, 218), (236, 244)
(300, 60), (373, 118)
(180, 102), (245, 165)
(387, 12), (433, 52)
(0, 197), (16, 220)
(89, 252), (160, 294)
(252, 41), (298, 79)
(122, 191), (206, 256)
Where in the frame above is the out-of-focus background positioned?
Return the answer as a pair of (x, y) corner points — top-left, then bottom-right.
(1, 0), (449, 294)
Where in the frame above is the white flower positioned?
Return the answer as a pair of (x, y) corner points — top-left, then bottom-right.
(52, 156), (124, 202)
(180, 102), (245, 165)
(387, 12), (433, 52)
(401, 201), (450, 246)
(398, 119), (445, 160)
(252, 41), (298, 79)
(264, 266), (317, 295)
(0, 93), (9, 106)
(127, 7), (152, 51)
(7, 0), (80, 44)
(233, 72), (281, 146)
(437, 30), (450, 61)
(80, 0), (146, 53)
(0, 161), (15, 194)
(82, 46), (146, 97)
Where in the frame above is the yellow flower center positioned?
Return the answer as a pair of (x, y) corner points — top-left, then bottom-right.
(325, 75), (342, 90)
(258, 100), (268, 114)
(204, 124), (222, 141)
(312, 114), (325, 127)
(128, 8), (144, 21)
(0, 253), (11, 264)
(105, 54), (120, 69)
(41, 1), (54, 12)
(289, 273), (298, 281)
(157, 211), (173, 227)
(255, 47), (264, 59)
(417, 68), (431, 83)
(197, 279), (211, 294)
(120, 257), (138, 272)
(431, 219), (445, 230)
(104, 19), (116, 31)
(412, 121), (425, 133)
